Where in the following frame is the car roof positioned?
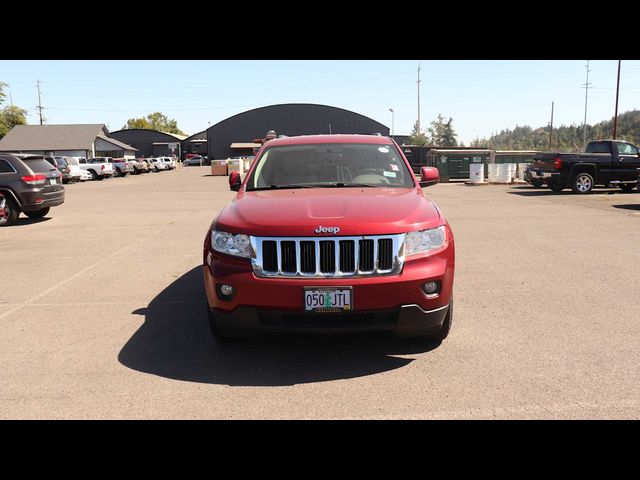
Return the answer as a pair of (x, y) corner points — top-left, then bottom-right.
(263, 134), (393, 147)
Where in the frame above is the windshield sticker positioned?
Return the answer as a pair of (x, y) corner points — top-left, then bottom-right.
(383, 171), (397, 178)
(378, 147), (390, 153)
(390, 164), (399, 171)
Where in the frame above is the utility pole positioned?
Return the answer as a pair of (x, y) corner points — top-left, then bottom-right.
(9, 91), (13, 107)
(549, 101), (554, 150)
(417, 63), (422, 132)
(613, 60), (621, 139)
(36, 79), (44, 125)
(582, 60), (591, 149)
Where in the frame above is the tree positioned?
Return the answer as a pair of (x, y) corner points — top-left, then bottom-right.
(408, 120), (429, 146)
(428, 114), (458, 147)
(123, 112), (185, 135)
(0, 105), (28, 137)
(123, 117), (152, 130)
(0, 82), (29, 138)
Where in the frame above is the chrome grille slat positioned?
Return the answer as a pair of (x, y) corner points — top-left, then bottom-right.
(252, 234), (405, 278)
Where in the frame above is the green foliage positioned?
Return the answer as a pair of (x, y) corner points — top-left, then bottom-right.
(123, 117), (152, 129)
(472, 110), (640, 151)
(123, 112), (185, 135)
(428, 114), (458, 147)
(408, 120), (429, 146)
(0, 105), (28, 137)
(0, 82), (28, 139)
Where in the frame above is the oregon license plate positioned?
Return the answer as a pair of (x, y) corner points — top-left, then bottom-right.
(304, 288), (352, 312)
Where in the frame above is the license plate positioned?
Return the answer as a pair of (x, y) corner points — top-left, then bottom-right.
(304, 288), (352, 312)
(50, 178), (57, 185)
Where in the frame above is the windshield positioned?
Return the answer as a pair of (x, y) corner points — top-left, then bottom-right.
(246, 143), (414, 190)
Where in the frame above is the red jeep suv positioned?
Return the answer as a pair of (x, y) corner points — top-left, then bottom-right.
(203, 135), (455, 340)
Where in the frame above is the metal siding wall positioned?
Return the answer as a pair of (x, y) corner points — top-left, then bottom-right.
(206, 105), (389, 160)
(109, 130), (180, 158)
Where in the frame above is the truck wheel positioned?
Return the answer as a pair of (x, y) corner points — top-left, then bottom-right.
(531, 179), (544, 188)
(0, 197), (20, 226)
(548, 183), (564, 193)
(428, 300), (453, 341)
(619, 184), (635, 193)
(24, 207), (50, 219)
(89, 170), (98, 180)
(572, 173), (594, 194)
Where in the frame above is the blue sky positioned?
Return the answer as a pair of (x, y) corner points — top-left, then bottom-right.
(1, 60), (638, 144)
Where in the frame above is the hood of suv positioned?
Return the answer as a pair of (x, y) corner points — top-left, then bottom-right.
(216, 187), (442, 236)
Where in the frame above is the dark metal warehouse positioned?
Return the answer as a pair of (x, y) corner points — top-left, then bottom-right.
(108, 129), (187, 158)
(206, 103), (389, 160)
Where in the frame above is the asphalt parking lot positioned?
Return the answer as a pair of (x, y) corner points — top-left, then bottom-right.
(1, 169), (639, 419)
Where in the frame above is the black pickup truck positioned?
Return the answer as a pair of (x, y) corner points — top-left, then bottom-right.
(529, 140), (640, 193)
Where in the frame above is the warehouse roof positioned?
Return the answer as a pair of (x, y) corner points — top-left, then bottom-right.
(97, 135), (138, 151)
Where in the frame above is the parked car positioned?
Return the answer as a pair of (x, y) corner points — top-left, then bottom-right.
(203, 134), (454, 341)
(140, 159), (153, 172)
(129, 158), (149, 174)
(45, 156), (72, 183)
(159, 157), (176, 170)
(80, 157), (114, 180)
(0, 153), (65, 226)
(147, 158), (167, 172)
(108, 158), (134, 177)
(184, 156), (209, 166)
(79, 170), (92, 181)
(530, 139), (640, 193)
(62, 157), (83, 183)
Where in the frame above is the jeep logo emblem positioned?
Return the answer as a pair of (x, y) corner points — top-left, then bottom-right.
(314, 225), (340, 234)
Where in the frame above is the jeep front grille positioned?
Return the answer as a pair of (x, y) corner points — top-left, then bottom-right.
(251, 235), (405, 278)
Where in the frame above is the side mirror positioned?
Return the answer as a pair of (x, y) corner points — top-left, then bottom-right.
(229, 171), (242, 191)
(419, 167), (440, 187)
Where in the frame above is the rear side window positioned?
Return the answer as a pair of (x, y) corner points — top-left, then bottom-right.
(23, 158), (57, 173)
(586, 142), (611, 153)
(0, 159), (16, 173)
(55, 158), (68, 166)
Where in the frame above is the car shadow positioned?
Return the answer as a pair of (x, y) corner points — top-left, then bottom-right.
(118, 266), (440, 386)
(612, 204), (640, 211)
(13, 217), (52, 226)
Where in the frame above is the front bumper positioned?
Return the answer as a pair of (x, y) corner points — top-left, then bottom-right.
(209, 303), (450, 336)
(203, 240), (454, 336)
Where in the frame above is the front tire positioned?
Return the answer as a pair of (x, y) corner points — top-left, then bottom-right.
(24, 207), (50, 219)
(548, 183), (564, 192)
(572, 172), (594, 194)
(0, 197), (20, 226)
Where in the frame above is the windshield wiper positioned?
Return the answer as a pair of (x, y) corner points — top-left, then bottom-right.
(325, 183), (377, 188)
(248, 184), (316, 191)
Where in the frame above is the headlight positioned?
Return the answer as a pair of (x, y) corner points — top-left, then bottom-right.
(211, 230), (255, 258)
(403, 226), (446, 256)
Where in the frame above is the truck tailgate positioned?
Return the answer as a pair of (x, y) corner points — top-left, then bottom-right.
(531, 154), (560, 172)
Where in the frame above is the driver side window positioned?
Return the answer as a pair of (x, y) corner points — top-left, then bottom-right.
(619, 143), (638, 155)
